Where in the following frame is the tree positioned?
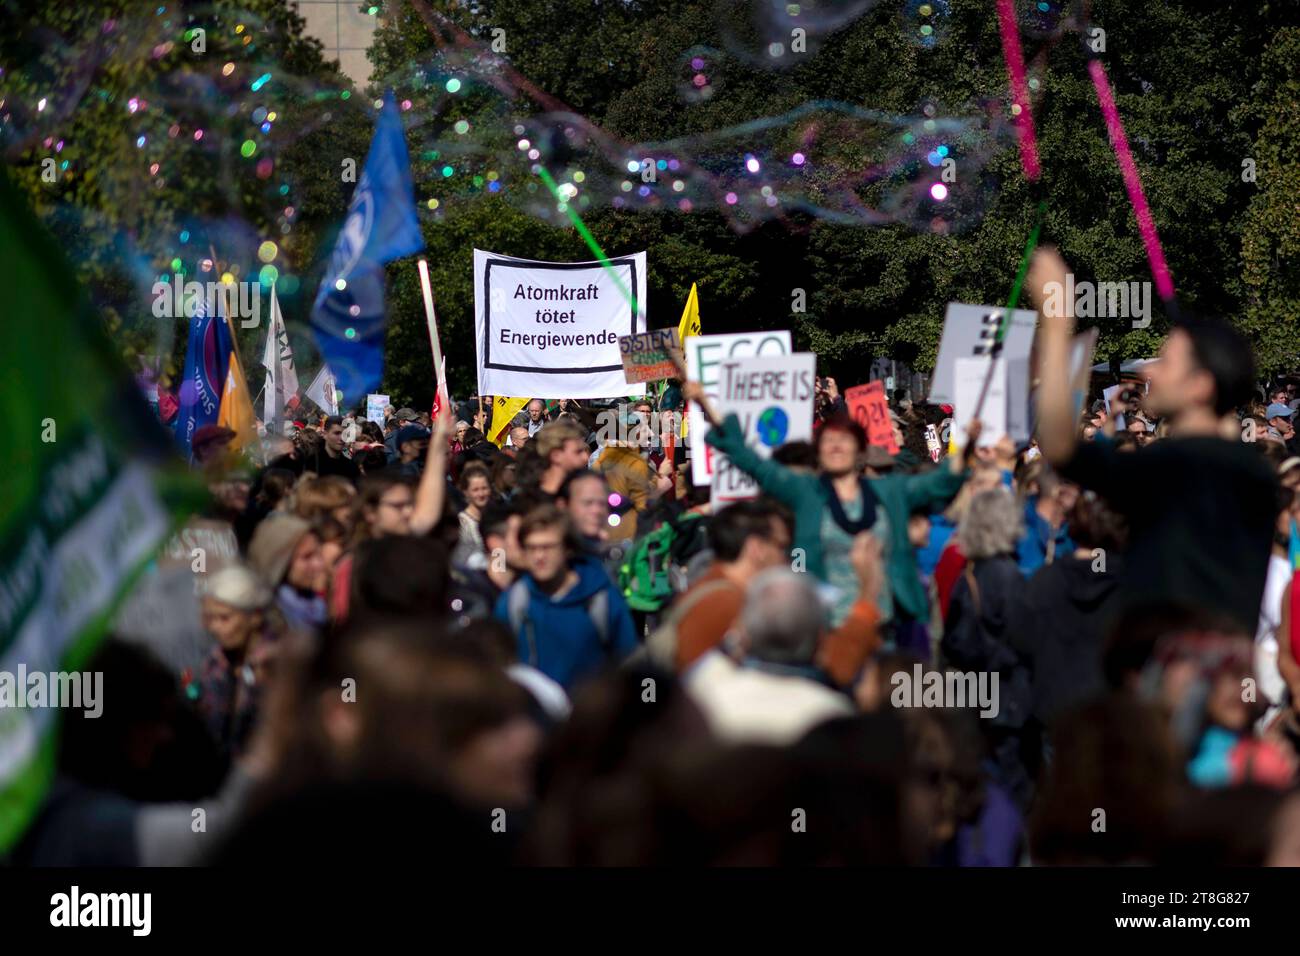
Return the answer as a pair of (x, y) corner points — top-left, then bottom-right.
(368, 0), (1297, 407)
(1237, 26), (1300, 375)
(1, 0), (372, 385)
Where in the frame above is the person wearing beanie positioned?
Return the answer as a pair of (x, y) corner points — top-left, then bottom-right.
(247, 514), (327, 635)
(192, 565), (277, 757)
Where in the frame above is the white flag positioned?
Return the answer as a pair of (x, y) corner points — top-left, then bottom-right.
(261, 287), (299, 424)
(305, 365), (339, 416)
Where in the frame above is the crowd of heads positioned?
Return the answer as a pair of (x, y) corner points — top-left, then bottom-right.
(28, 313), (1300, 868)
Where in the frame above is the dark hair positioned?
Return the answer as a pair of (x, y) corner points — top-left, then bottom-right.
(255, 467), (296, 510)
(53, 641), (225, 803)
(457, 461), (492, 492)
(1101, 601), (1239, 689)
(357, 446), (389, 474)
(772, 440), (818, 470)
(354, 473), (417, 543)
(1178, 319), (1257, 416)
(480, 500), (524, 541)
(816, 412), (868, 453)
(1029, 693), (1182, 864)
(490, 454), (517, 495)
(1258, 438), (1288, 469)
(350, 536), (451, 627)
(313, 515), (348, 547)
(517, 504), (580, 557)
(1067, 492), (1128, 551)
(557, 468), (607, 503)
(461, 427), (485, 447)
(707, 498), (791, 563)
(324, 415), (344, 431)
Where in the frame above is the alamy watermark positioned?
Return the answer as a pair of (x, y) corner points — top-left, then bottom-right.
(50, 886), (151, 936)
(151, 272), (261, 328)
(890, 663), (1000, 719)
(0, 666), (102, 717)
(1040, 273), (1151, 329)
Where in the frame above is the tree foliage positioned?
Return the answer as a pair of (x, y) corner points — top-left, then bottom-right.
(5, 0), (1297, 414)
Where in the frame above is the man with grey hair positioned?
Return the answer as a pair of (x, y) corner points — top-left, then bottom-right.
(685, 567), (852, 744)
(525, 398), (548, 437)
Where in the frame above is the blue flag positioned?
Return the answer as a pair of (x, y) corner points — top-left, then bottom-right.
(312, 90), (424, 406)
(174, 292), (233, 462)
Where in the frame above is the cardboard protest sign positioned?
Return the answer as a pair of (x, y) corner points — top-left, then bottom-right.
(710, 353), (816, 504)
(845, 381), (899, 455)
(930, 303), (1037, 405)
(619, 328), (682, 384)
(685, 330), (793, 485)
(474, 249), (647, 399)
(365, 393), (390, 425)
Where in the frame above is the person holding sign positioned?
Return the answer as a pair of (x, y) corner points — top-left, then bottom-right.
(684, 381), (982, 637)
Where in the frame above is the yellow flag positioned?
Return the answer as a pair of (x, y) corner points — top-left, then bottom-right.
(677, 284), (700, 437)
(217, 348), (258, 454)
(489, 396), (530, 447)
(677, 282), (701, 342)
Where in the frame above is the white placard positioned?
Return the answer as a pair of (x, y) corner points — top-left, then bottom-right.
(686, 330), (793, 485)
(710, 353), (817, 504)
(953, 357), (1007, 448)
(930, 303), (1037, 405)
(474, 249), (647, 400)
(365, 393), (390, 425)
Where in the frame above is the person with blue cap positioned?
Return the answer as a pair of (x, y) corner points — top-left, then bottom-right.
(1266, 402), (1299, 455)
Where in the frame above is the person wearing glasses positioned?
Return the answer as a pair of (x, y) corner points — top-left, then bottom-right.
(495, 505), (637, 690)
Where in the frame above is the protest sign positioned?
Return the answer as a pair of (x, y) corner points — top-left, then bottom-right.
(619, 328), (682, 384)
(685, 330), (793, 485)
(929, 303), (1037, 405)
(710, 353), (816, 504)
(1102, 384), (1126, 431)
(1070, 327), (1100, 420)
(365, 393), (390, 425)
(474, 249), (647, 399)
(845, 381), (899, 455)
(953, 356), (1008, 448)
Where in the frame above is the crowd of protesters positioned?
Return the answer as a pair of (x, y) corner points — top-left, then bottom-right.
(18, 246), (1300, 867)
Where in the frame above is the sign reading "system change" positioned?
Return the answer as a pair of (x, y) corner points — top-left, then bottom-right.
(474, 249), (647, 399)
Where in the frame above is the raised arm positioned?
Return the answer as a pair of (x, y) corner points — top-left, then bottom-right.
(410, 402), (452, 536)
(681, 381), (813, 508)
(1027, 247), (1077, 467)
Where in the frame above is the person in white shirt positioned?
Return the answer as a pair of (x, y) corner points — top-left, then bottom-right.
(686, 567), (851, 744)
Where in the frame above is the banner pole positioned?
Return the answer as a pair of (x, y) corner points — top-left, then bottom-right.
(416, 258), (446, 406)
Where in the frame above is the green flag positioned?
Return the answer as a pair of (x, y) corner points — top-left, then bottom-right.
(0, 172), (194, 850)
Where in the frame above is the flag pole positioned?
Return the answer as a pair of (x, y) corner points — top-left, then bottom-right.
(416, 258), (446, 407)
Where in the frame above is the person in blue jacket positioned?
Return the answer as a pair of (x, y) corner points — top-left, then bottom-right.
(1015, 461), (1077, 576)
(495, 504), (638, 690)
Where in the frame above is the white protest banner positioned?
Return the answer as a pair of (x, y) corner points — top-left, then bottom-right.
(710, 353), (816, 504)
(686, 330), (793, 485)
(365, 393), (390, 425)
(474, 249), (647, 399)
(930, 303), (1037, 405)
(953, 356), (1007, 449)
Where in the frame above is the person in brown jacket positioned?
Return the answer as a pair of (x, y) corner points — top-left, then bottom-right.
(671, 498), (883, 688)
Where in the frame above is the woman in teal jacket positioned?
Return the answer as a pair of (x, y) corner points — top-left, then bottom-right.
(692, 388), (977, 632)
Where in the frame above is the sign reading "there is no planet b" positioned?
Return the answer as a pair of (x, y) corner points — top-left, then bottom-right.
(474, 249), (647, 399)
